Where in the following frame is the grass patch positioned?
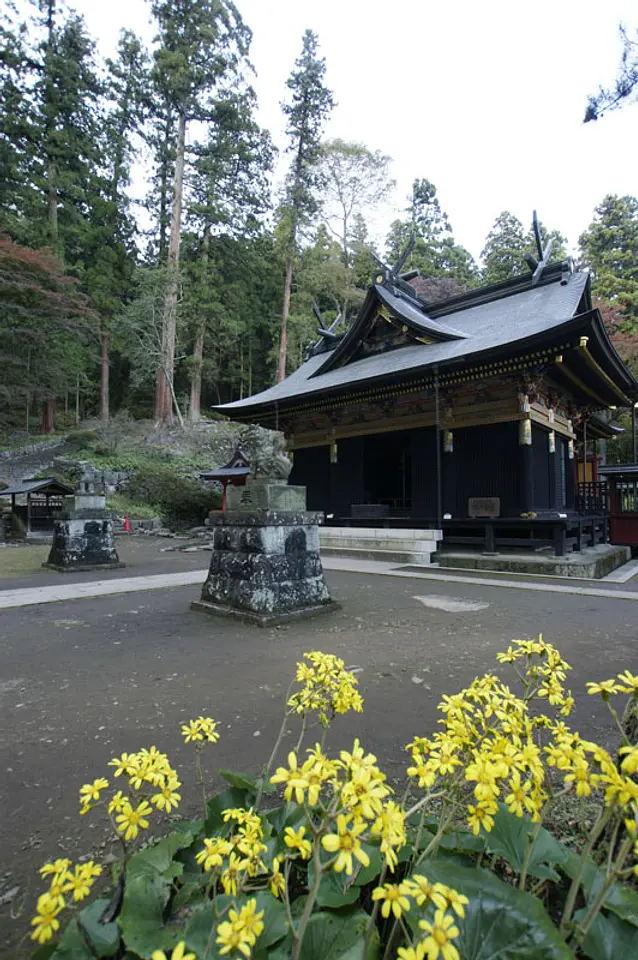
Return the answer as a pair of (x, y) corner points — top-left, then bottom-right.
(106, 493), (159, 520)
(0, 544), (49, 578)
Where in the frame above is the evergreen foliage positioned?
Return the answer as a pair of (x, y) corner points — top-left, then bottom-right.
(0, 2), (634, 435)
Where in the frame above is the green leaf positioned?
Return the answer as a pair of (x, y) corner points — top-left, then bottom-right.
(298, 907), (378, 960)
(183, 903), (218, 958)
(561, 852), (638, 927)
(575, 908), (638, 960)
(407, 860), (571, 959)
(438, 829), (486, 855)
(218, 769), (258, 793)
(254, 889), (289, 948)
(30, 946), (57, 960)
(118, 874), (181, 958)
(77, 899), (120, 957)
(127, 831), (194, 881)
(51, 920), (94, 960)
(352, 843), (384, 887)
(205, 787), (255, 835)
(265, 801), (307, 838)
(307, 861), (359, 908)
(485, 805), (568, 881)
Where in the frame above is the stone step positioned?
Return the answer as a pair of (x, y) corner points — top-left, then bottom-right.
(321, 526), (441, 541)
(320, 537), (438, 555)
(320, 545), (434, 565)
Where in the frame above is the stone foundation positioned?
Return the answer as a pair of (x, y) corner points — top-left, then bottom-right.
(191, 509), (338, 627)
(44, 518), (124, 572)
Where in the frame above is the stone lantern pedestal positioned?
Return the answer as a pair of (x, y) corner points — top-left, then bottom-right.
(191, 481), (338, 627)
(44, 494), (124, 572)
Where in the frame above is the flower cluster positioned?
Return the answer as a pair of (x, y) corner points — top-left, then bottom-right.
(586, 670), (638, 699)
(181, 715), (220, 743)
(78, 747), (182, 841)
(196, 807), (268, 895)
(271, 738), (407, 874)
(31, 859), (102, 943)
(371, 875), (466, 960)
(287, 650), (363, 725)
(216, 899), (264, 957)
(407, 637), (575, 836)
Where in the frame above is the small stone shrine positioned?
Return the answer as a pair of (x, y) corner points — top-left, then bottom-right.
(44, 480), (124, 572)
(192, 425), (338, 626)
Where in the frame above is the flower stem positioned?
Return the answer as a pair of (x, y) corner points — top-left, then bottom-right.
(519, 818), (543, 890)
(561, 806), (612, 931)
(195, 747), (207, 820)
(571, 835), (633, 946)
(291, 834), (323, 960)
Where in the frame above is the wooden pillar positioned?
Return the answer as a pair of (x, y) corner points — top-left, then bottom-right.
(548, 430), (557, 511)
(221, 480), (228, 512)
(519, 419), (534, 514)
(442, 430), (456, 516)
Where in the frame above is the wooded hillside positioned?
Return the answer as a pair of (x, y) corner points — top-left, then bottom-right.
(1, 1), (637, 435)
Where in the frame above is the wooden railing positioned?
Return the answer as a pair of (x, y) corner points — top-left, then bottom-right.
(576, 481), (609, 515)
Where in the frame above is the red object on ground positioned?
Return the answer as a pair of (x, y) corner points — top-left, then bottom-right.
(122, 515), (132, 533)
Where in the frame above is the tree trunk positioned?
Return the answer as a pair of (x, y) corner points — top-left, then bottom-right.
(155, 109), (186, 426)
(189, 325), (205, 421)
(75, 375), (80, 425)
(278, 255), (293, 382)
(100, 329), (109, 422)
(189, 224), (210, 422)
(42, 398), (55, 434)
(44, 2), (58, 246)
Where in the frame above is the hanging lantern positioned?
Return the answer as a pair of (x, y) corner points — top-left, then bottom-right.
(548, 430), (556, 453)
(519, 419), (532, 446)
(443, 430), (454, 453)
(330, 441), (338, 464)
(548, 407), (555, 424)
(568, 439), (574, 460)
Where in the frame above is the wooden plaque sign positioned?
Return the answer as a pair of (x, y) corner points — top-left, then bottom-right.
(468, 497), (500, 518)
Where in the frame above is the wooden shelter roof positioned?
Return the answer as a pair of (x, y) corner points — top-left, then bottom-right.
(217, 262), (638, 425)
(0, 477), (73, 497)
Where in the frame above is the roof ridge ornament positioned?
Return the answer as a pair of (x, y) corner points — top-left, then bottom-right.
(372, 234), (425, 299)
(523, 210), (554, 286)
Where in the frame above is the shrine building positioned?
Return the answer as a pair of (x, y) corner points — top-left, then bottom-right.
(217, 235), (638, 556)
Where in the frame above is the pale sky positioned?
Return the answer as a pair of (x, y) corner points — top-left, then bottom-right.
(65, 0), (638, 260)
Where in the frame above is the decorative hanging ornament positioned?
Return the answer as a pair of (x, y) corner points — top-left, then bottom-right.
(548, 430), (556, 454)
(519, 419), (532, 446)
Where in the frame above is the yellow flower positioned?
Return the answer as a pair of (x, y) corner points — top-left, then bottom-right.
(79, 777), (109, 811)
(371, 881), (412, 918)
(108, 752), (139, 778)
(152, 777), (182, 813)
(467, 801), (497, 835)
(418, 909), (461, 960)
(270, 752), (305, 803)
(342, 765), (390, 820)
(115, 800), (152, 841)
(216, 920), (253, 958)
(30, 893), (64, 944)
(196, 837), (232, 871)
(398, 946), (426, 960)
(321, 814), (370, 875)
(565, 760), (593, 798)
(586, 680), (621, 698)
(406, 875), (448, 910)
(181, 720), (204, 743)
(284, 826), (312, 859)
(39, 858), (71, 880)
(220, 852), (247, 896)
(234, 898), (264, 944)
(151, 942), (196, 960)
(108, 790), (127, 814)
(438, 885), (469, 918)
(619, 746), (638, 776)
(269, 857), (286, 898)
(196, 716), (220, 742)
(617, 670), (638, 694)
(62, 863), (101, 902)
(505, 770), (535, 817)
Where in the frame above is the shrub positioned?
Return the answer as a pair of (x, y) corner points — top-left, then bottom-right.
(126, 463), (220, 527)
(27, 643), (638, 959)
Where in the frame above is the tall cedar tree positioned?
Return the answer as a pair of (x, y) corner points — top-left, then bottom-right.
(386, 179), (478, 288)
(185, 88), (273, 419)
(278, 30), (334, 382)
(149, 0), (251, 425)
(480, 211), (528, 283)
(579, 194), (638, 327)
(90, 30), (149, 422)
